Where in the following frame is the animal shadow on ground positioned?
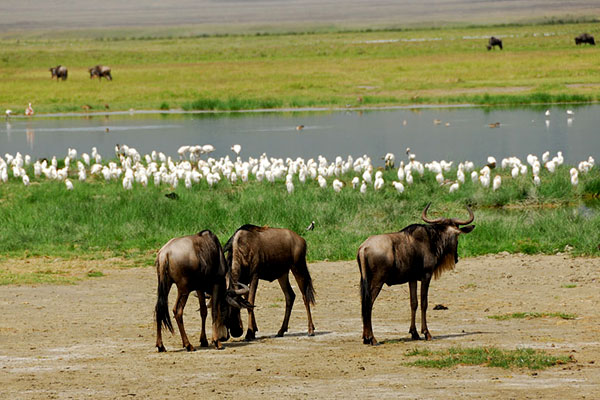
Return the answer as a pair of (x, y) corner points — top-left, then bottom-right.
(379, 330), (488, 345)
(252, 330), (333, 341)
(166, 340), (254, 352)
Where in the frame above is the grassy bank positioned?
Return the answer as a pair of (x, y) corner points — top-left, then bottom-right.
(1, 22), (600, 113)
(0, 162), (598, 263)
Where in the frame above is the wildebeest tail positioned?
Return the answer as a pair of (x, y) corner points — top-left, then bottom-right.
(357, 249), (371, 325)
(295, 259), (316, 306)
(155, 255), (173, 334)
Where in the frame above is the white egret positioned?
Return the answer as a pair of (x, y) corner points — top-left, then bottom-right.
(492, 175), (501, 191)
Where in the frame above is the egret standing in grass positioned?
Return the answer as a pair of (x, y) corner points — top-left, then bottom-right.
(25, 103), (34, 116)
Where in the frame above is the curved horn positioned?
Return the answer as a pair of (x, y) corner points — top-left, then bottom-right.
(233, 282), (249, 296)
(452, 205), (475, 225)
(421, 203), (443, 224)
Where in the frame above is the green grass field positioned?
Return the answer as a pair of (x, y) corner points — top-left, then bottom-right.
(1, 21), (600, 114)
(0, 160), (598, 266)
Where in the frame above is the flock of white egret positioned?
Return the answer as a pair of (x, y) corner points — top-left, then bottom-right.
(0, 143), (595, 194)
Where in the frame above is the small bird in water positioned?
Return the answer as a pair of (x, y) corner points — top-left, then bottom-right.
(5, 109), (12, 119)
(488, 122), (500, 128)
(296, 125), (304, 131)
(306, 221), (315, 231)
(105, 127), (110, 133)
(231, 144), (241, 155)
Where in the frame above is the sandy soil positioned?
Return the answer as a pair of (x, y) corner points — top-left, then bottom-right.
(1, 254), (599, 399)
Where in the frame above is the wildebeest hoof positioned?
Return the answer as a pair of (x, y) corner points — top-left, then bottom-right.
(185, 344), (196, 352)
(200, 338), (209, 347)
(424, 332), (432, 341)
(363, 336), (377, 345)
(276, 330), (285, 337)
(245, 329), (256, 341)
(307, 331), (315, 337)
(410, 332), (421, 340)
(157, 345), (166, 352)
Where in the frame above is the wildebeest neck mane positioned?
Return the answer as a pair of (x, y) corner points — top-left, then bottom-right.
(223, 224), (268, 255)
(400, 223), (456, 278)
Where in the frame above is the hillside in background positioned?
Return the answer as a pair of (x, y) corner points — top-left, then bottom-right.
(1, 0), (599, 37)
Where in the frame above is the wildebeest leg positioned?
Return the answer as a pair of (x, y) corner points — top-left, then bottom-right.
(173, 291), (195, 351)
(197, 290), (209, 347)
(245, 275), (260, 341)
(291, 269), (315, 336)
(420, 275), (433, 340)
(362, 281), (383, 345)
(276, 273), (296, 337)
(408, 281), (420, 340)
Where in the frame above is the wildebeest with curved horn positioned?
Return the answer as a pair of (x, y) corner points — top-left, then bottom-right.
(49, 65), (68, 81)
(486, 36), (503, 50)
(224, 224), (316, 340)
(89, 65), (112, 80)
(575, 33), (595, 45)
(155, 230), (253, 352)
(357, 203), (475, 345)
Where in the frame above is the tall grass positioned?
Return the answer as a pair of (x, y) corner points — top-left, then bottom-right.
(0, 163), (598, 261)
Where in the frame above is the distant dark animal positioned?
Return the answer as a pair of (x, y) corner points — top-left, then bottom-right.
(224, 225), (316, 340)
(164, 192), (179, 200)
(575, 33), (595, 45)
(89, 65), (112, 81)
(155, 230), (252, 352)
(357, 203), (475, 345)
(49, 65), (68, 81)
(486, 36), (503, 50)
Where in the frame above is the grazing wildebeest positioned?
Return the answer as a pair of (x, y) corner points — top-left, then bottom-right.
(89, 65), (112, 80)
(224, 224), (316, 340)
(357, 203), (475, 345)
(575, 33), (595, 45)
(486, 36), (503, 50)
(155, 230), (253, 352)
(49, 65), (68, 81)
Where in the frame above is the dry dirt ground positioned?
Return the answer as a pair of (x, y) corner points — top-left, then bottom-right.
(1, 254), (599, 399)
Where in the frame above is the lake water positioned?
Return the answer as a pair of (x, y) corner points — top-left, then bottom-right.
(1, 105), (598, 165)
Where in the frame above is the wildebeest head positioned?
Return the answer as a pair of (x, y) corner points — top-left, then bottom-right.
(421, 203), (475, 263)
(216, 282), (253, 340)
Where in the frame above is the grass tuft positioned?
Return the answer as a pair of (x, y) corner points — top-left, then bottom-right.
(405, 346), (574, 369)
(487, 312), (577, 320)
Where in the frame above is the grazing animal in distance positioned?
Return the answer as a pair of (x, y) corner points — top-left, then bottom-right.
(575, 33), (595, 45)
(486, 36), (503, 50)
(357, 203), (475, 345)
(49, 65), (68, 81)
(89, 65), (112, 81)
(154, 230), (253, 352)
(224, 224), (316, 340)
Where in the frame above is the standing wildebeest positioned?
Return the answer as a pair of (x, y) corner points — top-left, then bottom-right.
(89, 65), (112, 80)
(224, 225), (316, 340)
(49, 65), (68, 81)
(155, 230), (253, 352)
(358, 203), (475, 345)
(575, 33), (595, 45)
(486, 36), (503, 50)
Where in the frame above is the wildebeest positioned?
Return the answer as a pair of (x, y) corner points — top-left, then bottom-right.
(155, 230), (253, 352)
(224, 224), (316, 340)
(89, 65), (112, 80)
(575, 33), (595, 45)
(486, 36), (503, 50)
(357, 203), (475, 345)
(49, 65), (68, 81)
